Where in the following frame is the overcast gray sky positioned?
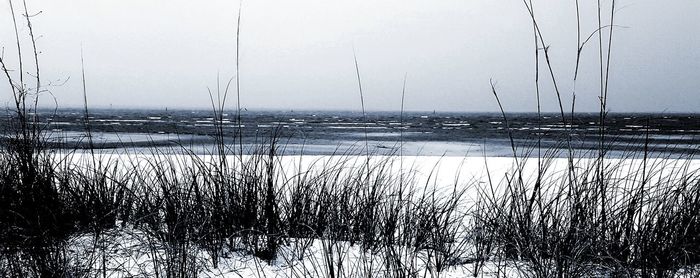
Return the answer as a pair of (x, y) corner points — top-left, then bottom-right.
(1, 0), (698, 112)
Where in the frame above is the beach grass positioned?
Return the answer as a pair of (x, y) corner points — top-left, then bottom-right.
(1, 1), (700, 277)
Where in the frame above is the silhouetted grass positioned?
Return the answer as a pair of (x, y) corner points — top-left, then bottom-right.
(2, 1), (700, 277)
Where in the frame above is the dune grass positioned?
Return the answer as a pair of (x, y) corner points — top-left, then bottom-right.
(1, 1), (700, 277)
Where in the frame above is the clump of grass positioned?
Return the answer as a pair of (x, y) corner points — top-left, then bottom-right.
(476, 147), (700, 276)
(478, 1), (700, 277)
(0, 1), (78, 276)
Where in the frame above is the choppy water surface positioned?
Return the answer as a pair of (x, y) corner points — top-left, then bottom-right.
(3, 109), (698, 157)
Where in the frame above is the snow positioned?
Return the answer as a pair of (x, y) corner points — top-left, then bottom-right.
(54, 153), (700, 277)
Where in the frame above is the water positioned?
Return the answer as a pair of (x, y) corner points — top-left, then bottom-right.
(4, 109), (698, 157)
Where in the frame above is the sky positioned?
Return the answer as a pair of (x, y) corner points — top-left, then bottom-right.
(0, 0), (698, 112)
